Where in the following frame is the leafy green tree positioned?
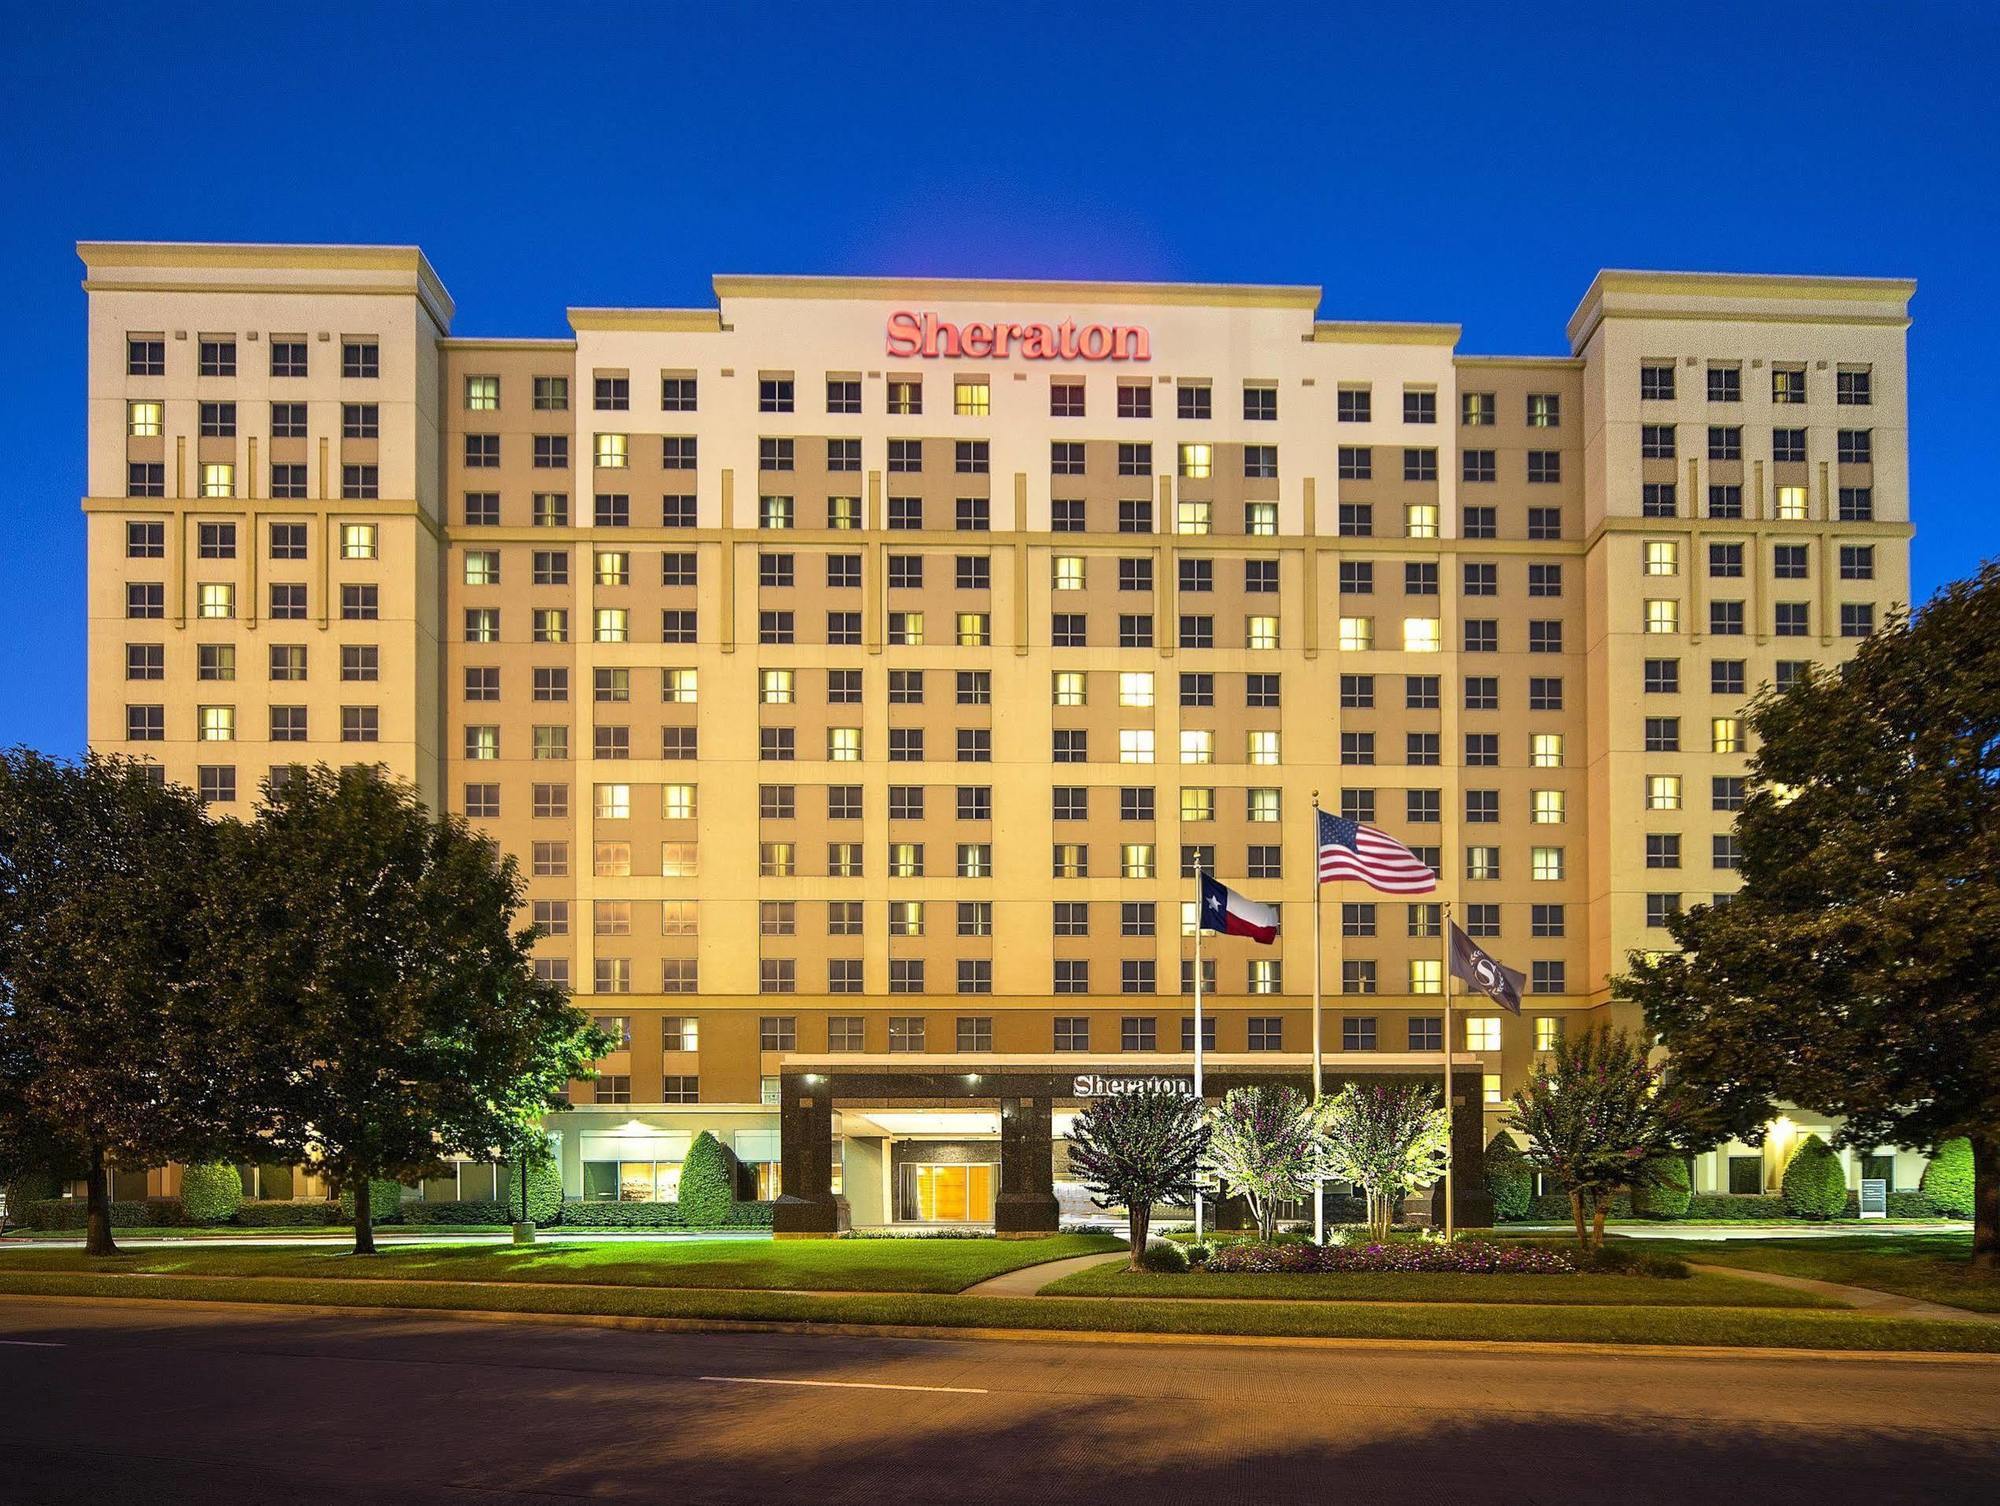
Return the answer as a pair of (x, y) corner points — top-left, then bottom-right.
(1317, 1082), (1451, 1242)
(1484, 1132), (1533, 1221)
(1205, 1086), (1317, 1242)
(1630, 1157), (1693, 1220)
(1617, 562), (2000, 1270)
(0, 750), (249, 1256)
(505, 1151), (565, 1227)
(1922, 1139), (1975, 1218)
(210, 765), (606, 1254)
(1067, 1084), (1208, 1269)
(178, 1163), (243, 1224)
(678, 1130), (737, 1225)
(1781, 1135), (1848, 1219)
(1508, 1027), (1693, 1248)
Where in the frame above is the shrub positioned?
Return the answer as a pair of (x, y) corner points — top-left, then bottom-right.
(1583, 1242), (1691, 1279)
(559, 1198), (775, 1230)
(1184, 1241), (1214, 1267)
(3, 1171), (64, 1221)
(1520, 1191), (1632, 1222)
(178, 1163), (243, 1224)
(1140, 1239), (1191, 1273)
(337, 1179), (405, 1224)
(677, 1132), (738, 1227)
(234, 1199), (344, 1228)
(1921, 1138), (1975, 1218)
(1630, 1157), (1692, 1220)
(1682, 1193), (1790, 1221)
(20, 1197), (186, 1230)
(1484, 1134), (1533, 1221)
(402, 1199), (509, 1226)
(503, 1157), (564, 1226)
(1781, 1136), (1847, 1219)
(1204, 1237), (1577, 1275)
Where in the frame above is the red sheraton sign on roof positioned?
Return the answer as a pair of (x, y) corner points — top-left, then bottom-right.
(886, 310), (1151, 361)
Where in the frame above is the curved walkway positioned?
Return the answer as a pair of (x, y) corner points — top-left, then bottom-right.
(1685, 1262), (2000, 1325)
(961, 1251), (1128, 1296)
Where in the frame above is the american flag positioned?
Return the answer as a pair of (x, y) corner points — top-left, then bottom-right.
(1317, 809), (1439, 893)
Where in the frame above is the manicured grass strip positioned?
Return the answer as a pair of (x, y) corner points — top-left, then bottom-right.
(0, 1271), (1995, 1353)
(1617, 1233), (2000, 1313)
(0, 1234), (1125, 1295)
(1043, 1266), (1837, 1309)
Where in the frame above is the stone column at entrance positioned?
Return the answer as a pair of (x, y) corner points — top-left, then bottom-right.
(994, 1094), (1060, 1236)
(773, 1074), (849, 1237)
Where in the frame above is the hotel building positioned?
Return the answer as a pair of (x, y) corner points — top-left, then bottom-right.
(79, 244), (1918, 1227)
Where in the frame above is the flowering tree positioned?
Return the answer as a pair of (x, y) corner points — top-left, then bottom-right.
(1507, 1026), (1691, 1249)
(1316, 1082), (1451, 1242)
(1206, 1086), (1318, 1242)
(1066, 1084), (1208, 1269)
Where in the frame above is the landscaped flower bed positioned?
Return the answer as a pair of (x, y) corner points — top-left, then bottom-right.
(1198, 1238), (1578, 1276)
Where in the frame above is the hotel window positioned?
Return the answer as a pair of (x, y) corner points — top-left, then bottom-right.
(1772, 366), (1806, 404)
(1531, 846), (1564, 881)
(1645, 659), (1680, 694)
(1121, 843), (1156, 880)
(956, 440), (990, 475)
(1531, 789), (1566, 824)
(340, 706), (380, 744)
(126, 335), (166, 376)
(1178, 729), (1213, 766)
(1640, 363), (1675, 401)
(1119, 729), (1155, 765)
(1397, 501), (1437, 540)
(1834, 366), (1874, 406)
(1708, 426), (1741, 462)
(1644, 599), (1679, 635)
(1465, 1016), (1501, 1052)
(1339, 616), (1374, 652)
(1409, 959), (1442, 996)
(885, 378), (922, 415)
(1461, 448), (1496, 483)
(126, 466), (162, 500)
(1527, 451), (1561, 483)
(338, 401), (375, 440)
(195, 337), (236, 377)
(1644, 541), (1679, 576)
(1773, 428), (1808, 465)
(1642, 484), (1676, 518)
(1530, 734), (1564, 768)
(1701, 363), (1741, 403)
(190, 582), (235, 620)
(1246, 672), (1281, 709)
(1179, 786), (1215, 824)
(1116, 670), (1156, 708)
(195, 644), (236, 682)
(1244, 614), (1279, 651)
(1465, 846), (1500, 881)
(196, 462), (234, 499)
(340, 464), (379, 500)
(1647, 775), (1683, 812)
(1337, 444), (1373, 482)
(195, 704), (235, 743)
(1641, 424), (1676, 460)
(1400, 617), (1442, 655)
(1116, 442), (1152, 477)
(1841, 602), (1876, 638)
(1403, 448), (1437, 482)
(1774, 601), (1809, 637)
(1772, 484), (1807, 521)
(1247, 729), (1280, 766)
(952, 378), (990, 417)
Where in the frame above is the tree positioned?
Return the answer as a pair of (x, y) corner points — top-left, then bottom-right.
(0, 750), (249, 1256)
(1630, 1157), (1693, 1220)
(1781, 1135), (1847, 1219)
(1922, 1139), (1975, 1219)
(179, 1163), (243, 1224)
(1204, 1086), (1317, 1242)
(678, 1130), (737, 1225)
(1508, 1026), (1692, 1248)
(1316, 1081), (1451, 1242)
(1617, 561), (2000, 1270)
(1484, 1132), (1533, 1222)
(210, 765), (607, 1254)
(1066, 1084), (1208, 1269)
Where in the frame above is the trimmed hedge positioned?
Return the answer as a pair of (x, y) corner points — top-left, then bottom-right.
(1631, 1158), (1693, 1220)
(179, 1164), (243, 1224)
(1684, 1193), (1794, 1221)
(337, 1179), (405, 1224)
(402, 1199), (510, 1226)
(234, 1199), (345, 1228)
(1141, 1239), (1191, 1273)
(1484, 1134), (1533, 1221)
(677, 1132), (738, 1227)
(1512, 1191), (1634, 1223)
(1921, 1139), (1975, 1218)
(19, 1197), (187, 1230)
(558, 1198), (776, 1229)
(1782, 1135), (1847, 1219)
(504, 1158), (564, 1226)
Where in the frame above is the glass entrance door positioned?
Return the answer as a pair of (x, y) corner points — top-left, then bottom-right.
(898, 1163), (996, 1222)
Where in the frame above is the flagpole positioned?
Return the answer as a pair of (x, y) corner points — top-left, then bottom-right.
(1311, 793), (1324, 1245)
(1192, 870), (1205, 1243)
(1441, 899), (1455, 1242)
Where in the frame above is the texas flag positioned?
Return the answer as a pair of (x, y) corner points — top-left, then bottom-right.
(1199, 873), (1279, 944)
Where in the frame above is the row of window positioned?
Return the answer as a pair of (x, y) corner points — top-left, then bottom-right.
(1641, 599), (1877, 638)
(126, 337), (374, 380)
(127, 461), (382, 501)
(1640, 540), (1876, 580)
(1637, 425), (1873, 464)
(1639, 363), (1872, 406)
(125, 520), (378, 561)
(1641, 482), (1874, 521)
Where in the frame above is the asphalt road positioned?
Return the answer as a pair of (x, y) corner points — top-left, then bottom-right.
(2, 1296), (1996, 1504)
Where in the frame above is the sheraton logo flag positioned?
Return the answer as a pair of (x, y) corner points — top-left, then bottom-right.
(1449, 921), (1525, 1014)
(1198, 873), (1279, 943)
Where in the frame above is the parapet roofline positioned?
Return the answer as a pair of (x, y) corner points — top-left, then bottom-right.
(1567, 268), (1917, 353)
(76, 240), (454, 330)
(711, 274), (1325, 310)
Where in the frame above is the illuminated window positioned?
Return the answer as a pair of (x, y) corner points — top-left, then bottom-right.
(462, 549), (498, 585)
(595, 550), (629, 586)
(1119, 671), (1155, 708)
(1535, 1016), (1565, 1051)
(829, 727), (861, 761)
(201, 463), (234, 498)
(127, 400), (163, 437)
(197, 705), (234, 741)
(1119, 729), (1155, 764)
(1775, 485), (1808, 520)
(956, 612), (990, 647)
(1644, 541), (1679, 576)
(594, 843), (632, 879)
(594, 608), (628, 643)
(760, 669), (794, 705)
(890, 900), (925, 936)
(888, 611), (924, 646)
(1121, 843), (1156, 879)
(1179, 730), (1213, 765)
(662, 843), (699, 879)
(954, 379), (990, 417)
(1466, 1016), (1501, 1051)
(1053, 671), (1087, 707)
(760, 495), (794, 530)
(1247, 615), (1279, 650)
(664, 668), (698, 703)
(1531, 847), (1564, 881)
(1405, 503), (1439, 539)
(342, 524), (379, 561)
(1339, 617), (1374, 651)
(1466, 846), (1500, 881)
(661, 785), (696, 820)
(594, 433), (628, 469)
(1247, 730), (1280, 766)
(1531, 734), (1564, 769)
(889, 842), (923, 878)
(1644, 599), (1680, 634)
(465, 376), (499, 410)
(594, 784), (631, 820)
(1176, 500), (1211, 535)
(1531, 789), (1566, 824)
(1179, 443), (1213, 479)
(1410, 959), (1442, 995)
(1483, 1074), (1503, 1105)
(1712, 717), (1743, 754)
(1053, 556), (1085, 591)
(1246, 502), (1277, 537)
(1402, 618), (1440, 653)
(760, 842), (796, 878)
(1647, 775), (1682, 810)
(1181, 787), (1214, 822)
(1247, 787), (1280, 823)
(197, 583), (235, 619)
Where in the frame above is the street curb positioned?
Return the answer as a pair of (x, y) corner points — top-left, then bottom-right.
(6, 1289), (1998, 1366)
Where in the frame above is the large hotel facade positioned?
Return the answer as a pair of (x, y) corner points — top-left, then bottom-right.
(80, 243), (1919, 1228)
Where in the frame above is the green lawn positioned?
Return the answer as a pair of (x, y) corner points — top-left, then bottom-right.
(0, 1234), (1122, 1295)
(1618, 1233), (2000, 1313)
(1, 1269), (1994, 1354)
(1042, 1265), (1836, 1309)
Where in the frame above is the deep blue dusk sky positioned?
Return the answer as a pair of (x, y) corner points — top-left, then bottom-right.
(4, 2), (1996, 755)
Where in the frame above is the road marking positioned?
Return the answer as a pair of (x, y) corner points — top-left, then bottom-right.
(700, 1374), (987, 1395)
(0, 1339), (64, 1347)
